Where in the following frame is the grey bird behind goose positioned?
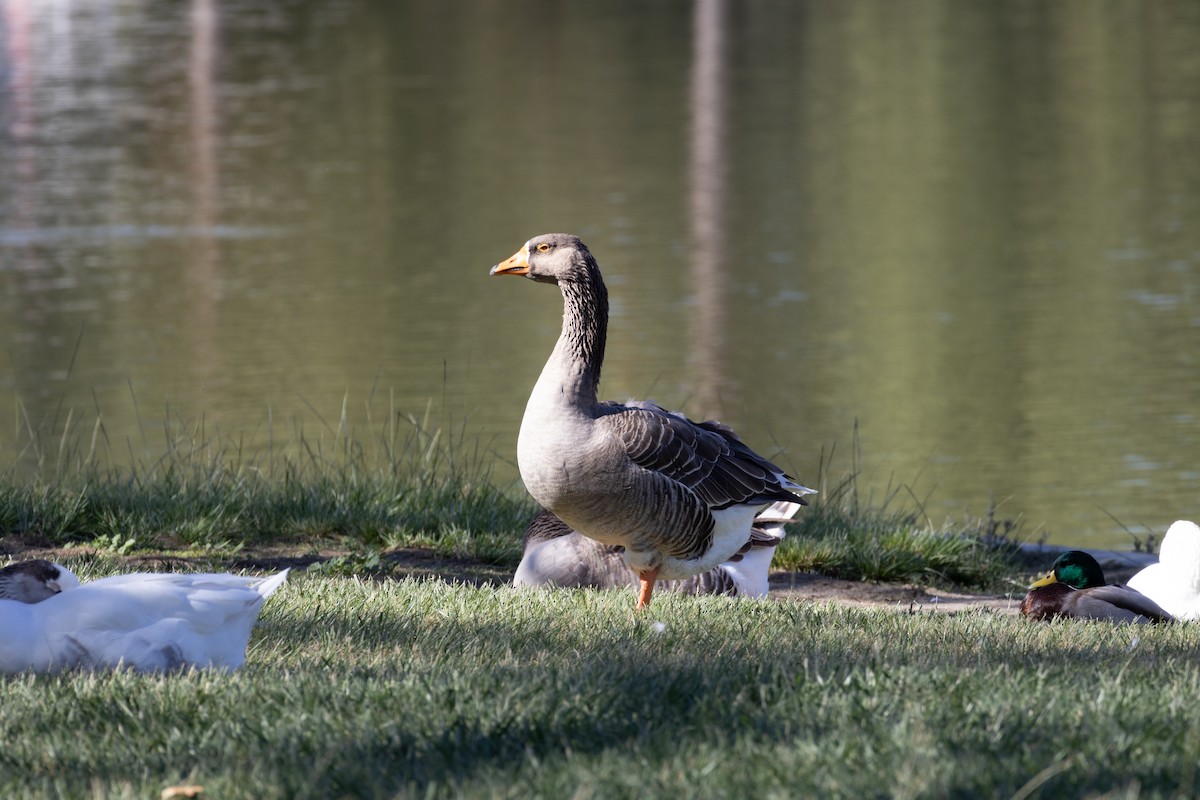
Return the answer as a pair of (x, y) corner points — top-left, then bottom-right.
(514, 500), (802, 597)
(0, 560), (80, 603)
(491, 233), (814, 610)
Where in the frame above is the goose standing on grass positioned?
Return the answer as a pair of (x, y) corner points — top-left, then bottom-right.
(0, 565), (288, 673)
(1021, 550), (1173, 623)
(1126, 520), (1200, 620)
(491, 233), (814, 610)
(0, 559), (80, 603)
(514, 500), (802, 598)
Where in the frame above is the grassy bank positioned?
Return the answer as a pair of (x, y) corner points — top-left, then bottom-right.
(2, 576), (1197, 799)
(1, 402), (536, 565)
(0, 470), (1022, 590)
(1, 405), (1023, 591)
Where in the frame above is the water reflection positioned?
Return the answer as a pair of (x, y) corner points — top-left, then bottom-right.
(187, 0), (219, 390)
(0, 0), (1198, 549)
(687, 0), (730, 422)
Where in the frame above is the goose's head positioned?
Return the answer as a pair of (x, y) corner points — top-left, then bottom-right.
(490, 233), (596, 285)
(0, 559), (81, 603)
(1030, 550), (1106, 590)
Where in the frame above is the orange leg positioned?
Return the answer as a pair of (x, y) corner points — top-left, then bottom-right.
(636, 567), (660, 611)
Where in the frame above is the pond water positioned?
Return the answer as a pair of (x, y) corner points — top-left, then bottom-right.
(2, 0), (1199, 549)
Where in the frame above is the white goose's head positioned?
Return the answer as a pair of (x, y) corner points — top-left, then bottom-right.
(0, 559), (80, 603)
(490, 233), (597, 286)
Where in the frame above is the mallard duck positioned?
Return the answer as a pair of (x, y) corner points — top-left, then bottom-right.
(1126, 520), (1200, 620)
(514, 500), (802, 597)
(492, 233), (814, 610)
(0, 567), (288, 673)
(1021, 550), (1172, 623)
(0, 559), (80, 603)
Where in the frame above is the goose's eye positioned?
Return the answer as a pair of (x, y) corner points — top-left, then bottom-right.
(536, 243), (551, 253)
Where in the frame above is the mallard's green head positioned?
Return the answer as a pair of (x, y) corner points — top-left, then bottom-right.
(1031, 550), (1107, 590)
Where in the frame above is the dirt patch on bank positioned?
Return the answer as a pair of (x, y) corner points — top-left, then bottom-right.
(769, 571), (1021, 615)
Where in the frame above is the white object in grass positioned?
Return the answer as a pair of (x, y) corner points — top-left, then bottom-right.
(0, 567), (288, 673)
(1127, 520), (1200, 620)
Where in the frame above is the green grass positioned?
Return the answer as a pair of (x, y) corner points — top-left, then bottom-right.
(0, 405), (1177, 797)
(0, 471), (531, 563)
(2, 576), (1198, 799)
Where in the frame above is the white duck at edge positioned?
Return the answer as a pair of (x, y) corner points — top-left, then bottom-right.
(0, 565), (288, 673)
(1127, 520), (1200, 620)
(491, 233), (814, 610)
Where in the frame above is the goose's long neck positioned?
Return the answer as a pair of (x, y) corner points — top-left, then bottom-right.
(539, 268), (608, 411)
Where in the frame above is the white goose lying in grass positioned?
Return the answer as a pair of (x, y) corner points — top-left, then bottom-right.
(514, 500), (802, 598)
(1126, 520), (1200, 620)
(0, 561), (288, 673)
(491, 233), (814, 610)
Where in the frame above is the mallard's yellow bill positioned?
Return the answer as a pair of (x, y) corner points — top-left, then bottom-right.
(1030, 571), (1058, 589)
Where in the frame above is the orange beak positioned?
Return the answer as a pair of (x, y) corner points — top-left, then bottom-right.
(490, 244), (530, 276)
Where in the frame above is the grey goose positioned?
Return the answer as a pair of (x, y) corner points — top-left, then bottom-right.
(491, 233), (814, 610)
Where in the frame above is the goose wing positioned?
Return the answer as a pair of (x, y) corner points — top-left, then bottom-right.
(523, 508), (580, 547)
(677, 567), (739, 597)
(601, 401), (811, 510)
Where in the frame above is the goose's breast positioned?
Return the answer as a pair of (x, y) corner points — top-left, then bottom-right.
(517, 420), (626, 508)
